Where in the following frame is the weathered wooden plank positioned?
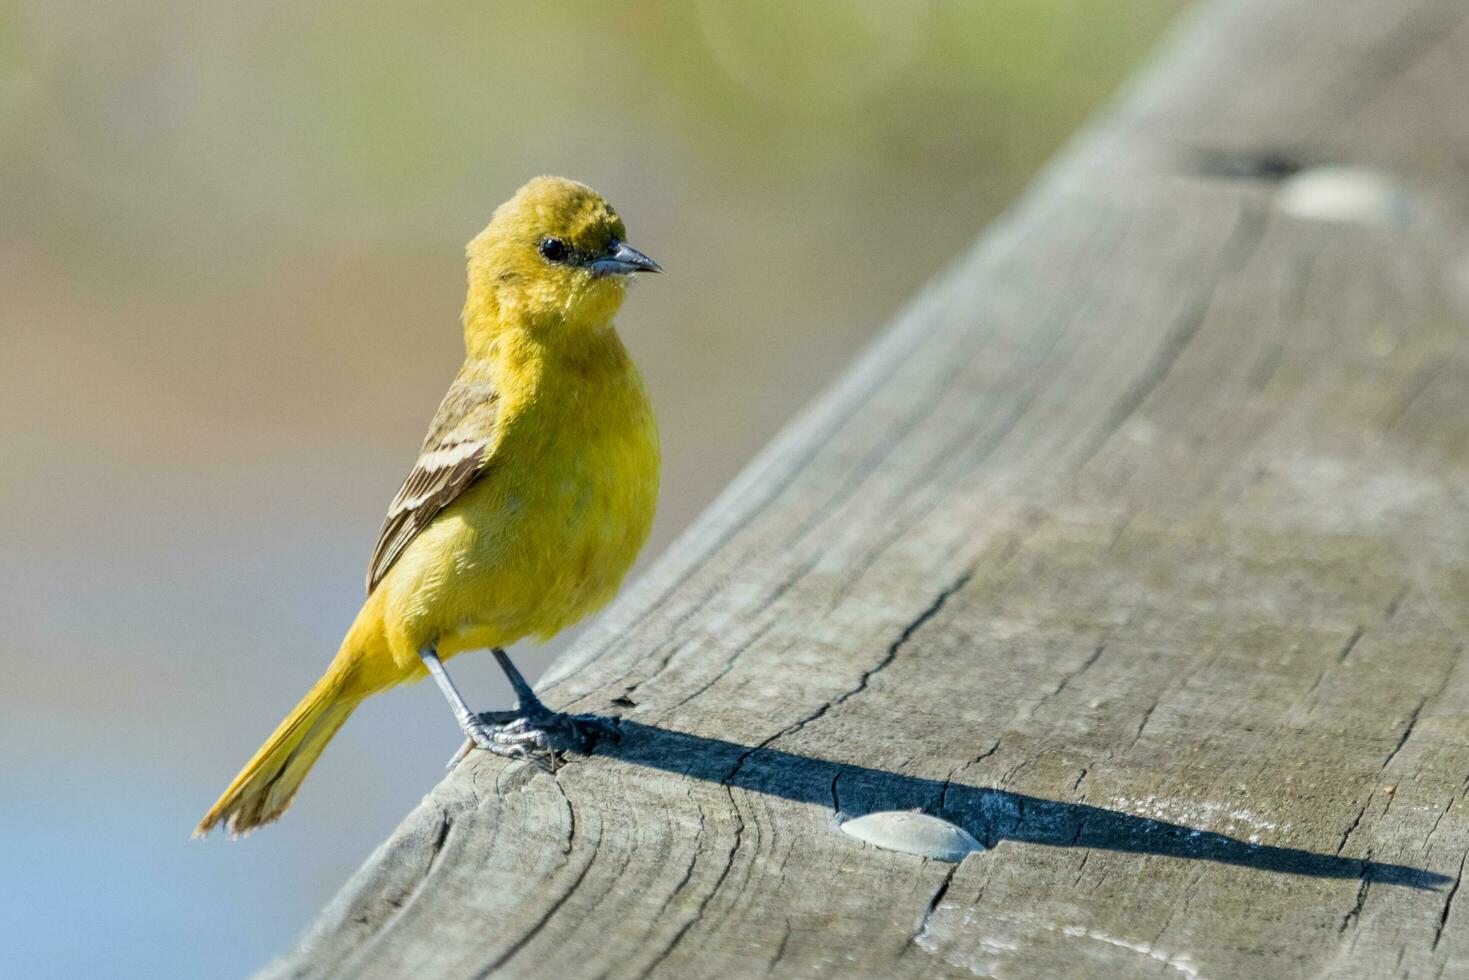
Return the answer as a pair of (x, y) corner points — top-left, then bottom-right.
(266, 0), (1469, 976)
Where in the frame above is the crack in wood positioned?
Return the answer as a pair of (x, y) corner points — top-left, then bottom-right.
(651, 809), (705, 922)
(738, 568), (976, 763)
(640, 570), (978, 967)
(667, 617), (781, 711)
(1129, 701), (1159, 750)
(1338, 803), (1372, 857)
(1050, 643), (1109, 700)
(333, 806), (455, 969)
(1078, 201), (1268, 467)
(1434, 850), (1469, 950)
(939, 738), (1002, 815)
(1336, 626), (1366, 664)
(472, 783), (588, 978)
(913, 864), (960, 947)
(1380, 697), (1429, 775)
(1422, 794), (1459, 855)
(765, 918), (793, 976)
(1339, 858), (1373, 934)
(643, 788), (744, 972)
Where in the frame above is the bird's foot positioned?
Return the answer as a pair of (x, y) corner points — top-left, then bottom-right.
(446, 707), (619, 773)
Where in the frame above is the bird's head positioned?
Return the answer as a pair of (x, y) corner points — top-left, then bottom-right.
(464, 176), (660, 348)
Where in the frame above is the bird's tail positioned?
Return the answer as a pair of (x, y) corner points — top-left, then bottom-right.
(194, 665), (361, 838)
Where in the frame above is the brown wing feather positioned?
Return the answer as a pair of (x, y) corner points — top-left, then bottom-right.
(366, 371), (500, 594)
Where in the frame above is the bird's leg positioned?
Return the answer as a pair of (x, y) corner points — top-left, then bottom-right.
(481, 648), (619, 757)
(492, 648), (552, 718)
(428, 647), (618, 773)
(419, 648), (553, 772)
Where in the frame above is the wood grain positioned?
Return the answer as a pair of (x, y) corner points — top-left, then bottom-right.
(266, 0), (1469, 976)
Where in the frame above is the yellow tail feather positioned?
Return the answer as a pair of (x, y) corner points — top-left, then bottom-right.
(195, 671), (359, 838)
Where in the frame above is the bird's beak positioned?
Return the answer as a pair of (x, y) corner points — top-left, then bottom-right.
(590, 240), (663, 277)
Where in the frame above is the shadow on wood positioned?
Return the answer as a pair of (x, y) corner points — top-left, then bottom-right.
(580, 719), (1449, 890)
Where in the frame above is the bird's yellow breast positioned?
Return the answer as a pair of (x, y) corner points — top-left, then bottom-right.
(375, 328), (658, 669)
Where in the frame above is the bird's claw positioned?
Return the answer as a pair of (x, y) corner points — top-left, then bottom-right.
(446, 709), (618, 773)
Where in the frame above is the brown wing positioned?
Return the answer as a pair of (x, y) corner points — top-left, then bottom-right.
(366, 369), (501, 594)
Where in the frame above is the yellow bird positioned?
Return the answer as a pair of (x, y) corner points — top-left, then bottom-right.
(197, 176), (662, 837)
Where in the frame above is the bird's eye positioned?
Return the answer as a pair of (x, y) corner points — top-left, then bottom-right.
(538, 238), (570, 263)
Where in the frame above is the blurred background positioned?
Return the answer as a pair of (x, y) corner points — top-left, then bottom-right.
(0, 0), (1182, 975)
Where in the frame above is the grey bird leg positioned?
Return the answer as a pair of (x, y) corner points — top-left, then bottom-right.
(419, 648), (553, 772)
(493, 647), (551, 716)
(430, 647), (618, 773)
